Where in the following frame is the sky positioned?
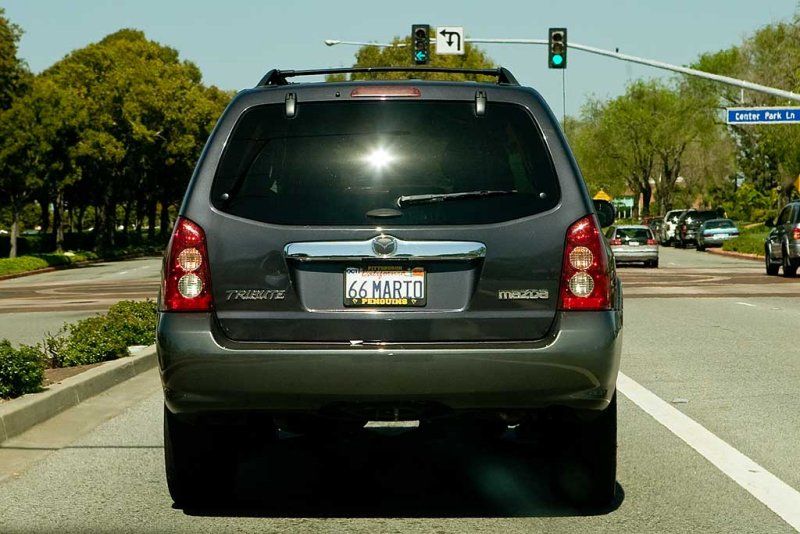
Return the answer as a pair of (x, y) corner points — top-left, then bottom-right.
(3, 0), (799, 117)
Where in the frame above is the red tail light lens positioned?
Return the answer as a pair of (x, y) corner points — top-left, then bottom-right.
(609, 238), (622, 246)
(646, 239), (657, 245)
(162, 217), (213, 312)
(793, 227), (800, 240)
(559, 215), (612, 311)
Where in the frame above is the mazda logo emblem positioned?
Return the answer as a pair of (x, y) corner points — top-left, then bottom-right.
(372, 235), (398, 256)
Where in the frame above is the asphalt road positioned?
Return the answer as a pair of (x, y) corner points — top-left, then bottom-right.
(1, 247), (799, 533)
(0, 257), (161, 346)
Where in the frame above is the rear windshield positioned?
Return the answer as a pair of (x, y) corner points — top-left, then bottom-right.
(211, 101), (560, 225)
(615, 228), (652, 240)
(706, 220), (734, 229)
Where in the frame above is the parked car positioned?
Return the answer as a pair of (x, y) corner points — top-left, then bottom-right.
(765, 201), (800, 277)
(157, 66), (623, 508)
(606, 225), (659, 267)
(644, 216), (663, 240)
(674, 209), (720, 248)
(660, 209), (686, 246)
(696, 218), (740, 251)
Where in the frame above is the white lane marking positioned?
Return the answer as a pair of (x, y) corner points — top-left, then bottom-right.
(618, 372), (800, 531)
(736, 302), (757, 307)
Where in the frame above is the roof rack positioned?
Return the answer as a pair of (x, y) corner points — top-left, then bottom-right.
(256, 67), (519, 87)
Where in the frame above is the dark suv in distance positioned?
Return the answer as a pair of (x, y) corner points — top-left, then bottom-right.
(674, 209), (720, 248)
(765, 201), (800, 277)
(158, 67), (623, 508)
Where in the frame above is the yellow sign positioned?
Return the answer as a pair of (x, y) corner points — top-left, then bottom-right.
(593, 190), (612, 201)
(795, 174), (800, 192)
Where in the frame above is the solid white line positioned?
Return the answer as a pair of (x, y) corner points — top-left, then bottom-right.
(617, 372), (800, 531)
(736, 302), (757, 307)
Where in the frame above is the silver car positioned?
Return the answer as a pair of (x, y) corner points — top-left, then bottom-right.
(696, 218), (739, 251)
(607, 225), (659, 268)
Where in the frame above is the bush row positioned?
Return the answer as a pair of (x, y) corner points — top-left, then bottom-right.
(0, 252), (99, 277)
(0, 299), (157, 398)
(721, 225), (768, 256)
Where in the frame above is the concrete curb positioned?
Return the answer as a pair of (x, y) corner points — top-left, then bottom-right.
(0, 345), (157, 443)
(705, 248), (763, 261)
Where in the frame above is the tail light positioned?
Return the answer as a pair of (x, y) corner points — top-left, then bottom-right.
(559, 215), (612, 311)
(609, 238), (622, 246)
(793, 227), (800, 240)
(161, 217), (214, 312)
(646, 239), (657, 245)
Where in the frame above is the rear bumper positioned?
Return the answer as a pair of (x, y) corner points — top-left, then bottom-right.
(612, 248), (658, 263)
(158, 310), (623, 416)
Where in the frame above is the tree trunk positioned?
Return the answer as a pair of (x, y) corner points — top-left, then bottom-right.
(147, 199), (157, 241)
(640, 184), (652, 217)
(95, 196), (117, 251)
(159, 199), (170, 240)
(9, 212), (19, 259)
(53, 191), (65, 254)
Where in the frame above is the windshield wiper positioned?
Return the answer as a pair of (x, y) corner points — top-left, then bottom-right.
(396, 189), (517, 208)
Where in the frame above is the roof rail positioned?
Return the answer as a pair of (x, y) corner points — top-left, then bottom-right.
(256, 67), (519, 87)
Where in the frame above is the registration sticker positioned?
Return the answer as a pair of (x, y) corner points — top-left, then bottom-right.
(344, 266), (426, 307)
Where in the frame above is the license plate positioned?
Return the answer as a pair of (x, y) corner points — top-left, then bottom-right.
(628, 241), (640, 246)
(344, 266), (426, 307)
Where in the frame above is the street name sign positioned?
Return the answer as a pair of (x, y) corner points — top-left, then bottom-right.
(436, 27), (464, 55)
(726, 107), (800, 125)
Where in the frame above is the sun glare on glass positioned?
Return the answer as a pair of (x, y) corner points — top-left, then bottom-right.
(363, 147), (394, 170)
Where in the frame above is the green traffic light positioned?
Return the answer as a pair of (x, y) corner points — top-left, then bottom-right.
(552, 54), (564, 66)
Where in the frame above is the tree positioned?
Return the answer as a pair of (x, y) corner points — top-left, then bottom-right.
(0, 8), (32, 256)
(42, 29), (230, 249)
(574, 80), (720, 218)
(0, 7), (29, 111)
(690, 18), (800, 209)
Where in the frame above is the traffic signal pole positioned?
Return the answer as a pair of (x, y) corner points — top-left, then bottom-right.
(325, 37), (800, 103)
(465, 38), (800, 103)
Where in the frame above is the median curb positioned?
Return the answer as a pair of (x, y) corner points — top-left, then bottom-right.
(705, 248), (763, 261)
(0, 345), (157, 444)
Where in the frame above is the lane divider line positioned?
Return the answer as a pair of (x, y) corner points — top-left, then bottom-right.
(617, 372), (800, 531)
(736, 302), (757, 307)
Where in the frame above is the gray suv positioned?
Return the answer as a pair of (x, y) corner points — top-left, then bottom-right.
(158, 67), (623, 508)
(765, 201), (800, 277)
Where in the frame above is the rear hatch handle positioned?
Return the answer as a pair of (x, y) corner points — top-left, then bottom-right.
(285, 236), (486, 262)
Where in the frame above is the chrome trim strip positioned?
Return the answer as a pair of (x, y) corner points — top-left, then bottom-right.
(285, 236), (486, 262)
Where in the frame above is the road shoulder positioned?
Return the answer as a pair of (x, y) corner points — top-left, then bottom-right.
(0, 346), (156, 444)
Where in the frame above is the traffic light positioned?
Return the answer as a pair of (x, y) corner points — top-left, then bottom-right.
(548, 28), (567, 69)
(412, 24), (430, 65)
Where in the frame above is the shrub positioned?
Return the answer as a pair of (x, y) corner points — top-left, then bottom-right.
(0, 340), (45, 398)
(105, 299), (157, 346)
(57, 316), (130, 367)
(50, 299), (157, 367)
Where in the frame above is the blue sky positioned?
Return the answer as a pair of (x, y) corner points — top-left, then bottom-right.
(4, 0), (799, 117)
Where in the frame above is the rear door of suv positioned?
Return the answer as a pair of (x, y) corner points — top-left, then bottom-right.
(183, 83), (595, 344)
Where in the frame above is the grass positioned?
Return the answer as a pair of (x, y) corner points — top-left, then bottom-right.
(0, 252), (99, 277)
(721, 223), (767, 256)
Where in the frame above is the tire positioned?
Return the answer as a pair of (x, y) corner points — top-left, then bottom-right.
(164, 406), (256, 507)
(652, 259), (659, 268)
(549, 393), (618, 508)
(696, 243), (705, 252)
(782, 246), (798, 278)
(766, 246), (780, 276)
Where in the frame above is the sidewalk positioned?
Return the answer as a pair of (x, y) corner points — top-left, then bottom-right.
(0, 346), (157, 444)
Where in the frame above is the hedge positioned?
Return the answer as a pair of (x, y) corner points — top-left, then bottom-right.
(2, 299), (157, 398)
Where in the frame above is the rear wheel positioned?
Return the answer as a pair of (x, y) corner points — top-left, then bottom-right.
(164, 407), (275, 507)
(782, 246), (798, 277)
(545, 393), (618, 508)
(696, 243), (705, 251)
(766, 246), (780, 275)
